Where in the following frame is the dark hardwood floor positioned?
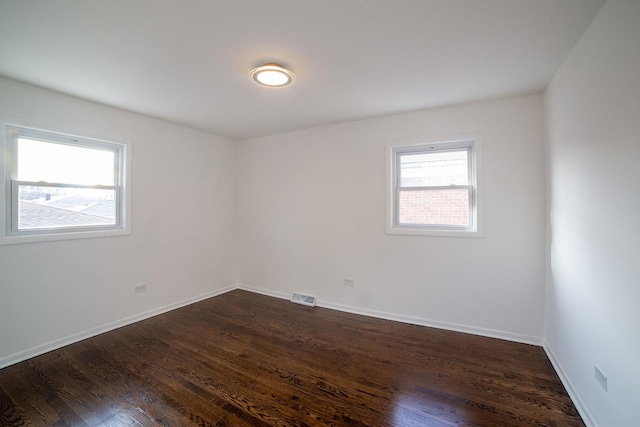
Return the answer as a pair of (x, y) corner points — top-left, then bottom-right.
(0, 290), (583, 426)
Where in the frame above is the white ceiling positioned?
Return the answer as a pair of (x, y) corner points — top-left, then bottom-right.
(0, 0), (604, 140)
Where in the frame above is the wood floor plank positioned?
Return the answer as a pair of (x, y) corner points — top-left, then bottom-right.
(95, 331), (286, 426)
(0, 370), (61, 426)
(0, 290), (584, 426)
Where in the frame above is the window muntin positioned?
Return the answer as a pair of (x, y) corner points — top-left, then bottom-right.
(3, 124), (129, 243)
(387, 137), (481, 237)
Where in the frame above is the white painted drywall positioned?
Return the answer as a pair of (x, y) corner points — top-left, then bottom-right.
(237, 94), (546, 342)
(544, 0), (640, 425)
(0, 77), (238, 366)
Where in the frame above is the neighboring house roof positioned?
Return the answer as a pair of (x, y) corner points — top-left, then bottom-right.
(44, 196), (115, 218)
(19, 200), (114, 229)
(79, 201), (115, 218)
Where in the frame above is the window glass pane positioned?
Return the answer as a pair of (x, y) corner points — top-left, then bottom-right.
(18, 185), (116, 230)
(400, 150), (468, 187)
(398, 188), (469, 226)
(17, 138), (115, 185)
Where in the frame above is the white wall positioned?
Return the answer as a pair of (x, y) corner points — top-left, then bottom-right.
(6, 6), (635, 420)
(544, 0), (640, 426)
(237, 94), (546, 343)
(0, 77), (238, 367)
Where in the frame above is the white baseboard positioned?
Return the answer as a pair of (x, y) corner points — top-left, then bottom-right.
(237, 284), (542, 346)
(0, 282), (543, 368)
(0, 284), (237, 369)
(238, 285), (291, 300)
(543, 340), (598, 427)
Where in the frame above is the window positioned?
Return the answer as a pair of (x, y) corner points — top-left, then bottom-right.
(1, 123), (131, 244)
(386, 136), (482, 237)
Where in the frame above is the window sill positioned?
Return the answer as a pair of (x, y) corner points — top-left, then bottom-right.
(0, 228), (131, 246)
(386, 226), (483, 238)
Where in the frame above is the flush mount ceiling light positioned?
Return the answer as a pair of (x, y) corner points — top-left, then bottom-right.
(249, 63), (296, 88)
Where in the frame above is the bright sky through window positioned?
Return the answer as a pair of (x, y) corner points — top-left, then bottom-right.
(17, 137), (115, 186)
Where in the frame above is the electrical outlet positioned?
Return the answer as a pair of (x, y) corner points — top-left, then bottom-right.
(594, 365), (607, 391)
(134, 283), (147, 293)
(343, 279), (354, 287)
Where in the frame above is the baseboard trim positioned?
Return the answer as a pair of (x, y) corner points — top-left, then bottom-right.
(318, 300), (542, 346)
(0, 284), (238, 369)
(0, 283), (543, 369)
(237, 285), (291, 300)
(543, 340), (598, 427)
(237, 284), (542, 346)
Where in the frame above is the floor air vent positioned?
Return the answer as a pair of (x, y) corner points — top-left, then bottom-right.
(291, 293), (317, 307)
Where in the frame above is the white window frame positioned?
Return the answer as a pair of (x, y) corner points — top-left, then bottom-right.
(1, 120), (132, 245)
(386, 135), (483, 237)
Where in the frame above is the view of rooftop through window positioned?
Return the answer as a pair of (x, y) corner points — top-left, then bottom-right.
(16, 137), (117, 230)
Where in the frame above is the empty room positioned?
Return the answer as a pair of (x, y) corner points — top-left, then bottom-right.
(0, 0), (638, 426)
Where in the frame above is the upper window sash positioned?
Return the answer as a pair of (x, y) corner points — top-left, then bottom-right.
(395, 146), (472, 189)
(8, 126), (122, 184)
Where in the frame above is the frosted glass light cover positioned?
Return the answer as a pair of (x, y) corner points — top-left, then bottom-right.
(250, 64), (295, 87)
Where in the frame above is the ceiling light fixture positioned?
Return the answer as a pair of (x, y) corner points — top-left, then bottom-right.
(249, 63), (295, 88)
